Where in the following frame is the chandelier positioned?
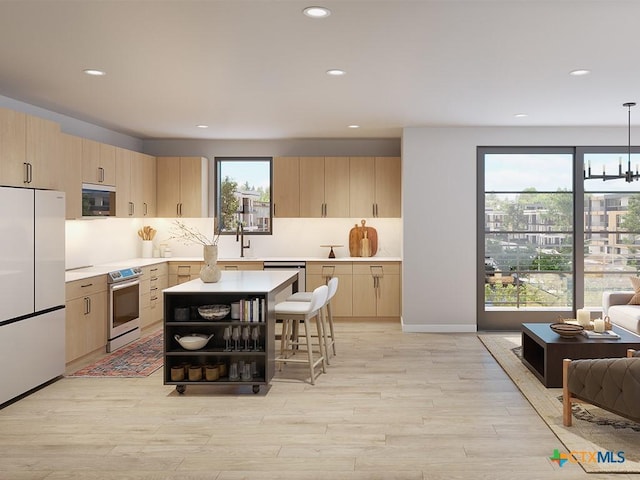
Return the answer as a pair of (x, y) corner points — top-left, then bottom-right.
(584, 102), (638, 182)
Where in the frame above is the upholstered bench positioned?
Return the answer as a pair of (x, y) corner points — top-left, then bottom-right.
(562, 349), (640, 426)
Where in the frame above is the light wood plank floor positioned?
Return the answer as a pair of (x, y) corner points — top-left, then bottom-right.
(0, 320), (635, 480)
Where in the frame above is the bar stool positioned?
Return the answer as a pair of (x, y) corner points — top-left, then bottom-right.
(275, 284), (328, 385)
(287, 277), (338, 360)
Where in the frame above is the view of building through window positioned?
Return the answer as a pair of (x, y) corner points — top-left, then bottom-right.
(480, 149), (640, 324)
(215, 157), (272, 234)
(584, 152), (640, 306)
(483, 152), (574, 310)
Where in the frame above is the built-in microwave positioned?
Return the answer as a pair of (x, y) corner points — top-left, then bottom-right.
(82, 183), (116, 217)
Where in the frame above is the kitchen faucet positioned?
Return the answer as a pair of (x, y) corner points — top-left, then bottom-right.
(236, 223), (251, 257)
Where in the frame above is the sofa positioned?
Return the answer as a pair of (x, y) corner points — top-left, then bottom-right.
(602, 291), (640, 335)
(563, 349), (640, 426)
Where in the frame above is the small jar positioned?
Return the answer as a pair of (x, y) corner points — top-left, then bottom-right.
(205, 364), (220, 381)
(188, 365), (203, 381)
(170, 365), (185, 382)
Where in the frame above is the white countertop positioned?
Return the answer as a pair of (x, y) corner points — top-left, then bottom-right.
(65, 256), (402, 282)
(164, 270), (298, 294)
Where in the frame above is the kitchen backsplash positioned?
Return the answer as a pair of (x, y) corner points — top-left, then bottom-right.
(65, 217), (402, 269)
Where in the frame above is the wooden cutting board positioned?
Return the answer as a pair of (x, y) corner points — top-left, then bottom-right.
(349, 220), (378, 257)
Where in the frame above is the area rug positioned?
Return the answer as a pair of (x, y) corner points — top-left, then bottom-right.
(68, 329), (163, 378)
(478, 334), (640, 474)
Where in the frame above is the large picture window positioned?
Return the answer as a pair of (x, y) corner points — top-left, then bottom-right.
(478, 146), (640, 330)
(478, 148), (575, 330)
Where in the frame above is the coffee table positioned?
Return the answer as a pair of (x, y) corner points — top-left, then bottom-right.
(521, 322), (640, 388)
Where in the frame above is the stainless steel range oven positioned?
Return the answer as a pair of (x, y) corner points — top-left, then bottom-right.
(107, 267), (142, 352)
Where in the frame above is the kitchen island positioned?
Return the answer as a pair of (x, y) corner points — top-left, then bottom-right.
(163, 270), (298, 394)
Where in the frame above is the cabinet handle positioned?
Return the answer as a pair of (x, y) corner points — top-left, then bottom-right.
(150, 268), (158, 272)
(84, 296), (91, 315)
(150, 276), (158, 281)
(143, 202), (148, 216)
(273, 204), (277, 217)
(150, 287), (158, 292)
(23, 162), (33, 184)
(376, 203), (379, 217)
(98, 167), (105, 183)
(80, 283), (93, 288)
(151, 296), (158, 301)
(176, 204), (180, 216)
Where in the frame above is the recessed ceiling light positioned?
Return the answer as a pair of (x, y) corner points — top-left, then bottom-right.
(303, 6), (331, 18)
(196, 124), (208, 129)
(348, 125), (360, 129)
(569, 69), (590, 76)
(514, 113), (528, 118)
(326, 69), (346, 76)
(83, 69), (106, 76)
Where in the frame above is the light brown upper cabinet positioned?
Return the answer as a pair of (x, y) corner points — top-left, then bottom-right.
(299, 156), (350, 218)
(272, 156), (300, 218)
(156, 156), (208, 217)
(82, 139), (116, 186)
(0, 108), (27, 186)
(349, 156), (401, 218)
(140, 152), (156, 218)
(26, 115), (62, 190)
(0, 109), (62, 190)
(60, 133), (83, 219)
(115, 147), (145, 217)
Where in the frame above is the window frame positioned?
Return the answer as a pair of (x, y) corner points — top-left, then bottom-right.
(477, 146), (578, 330)
(214, 156), (273, 236)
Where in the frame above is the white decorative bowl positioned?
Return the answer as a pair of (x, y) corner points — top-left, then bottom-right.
(174, 333), (213, 350)
(198, 304), (230, 320)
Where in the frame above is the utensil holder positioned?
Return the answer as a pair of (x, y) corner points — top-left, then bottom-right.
(141, 240), (153, 258)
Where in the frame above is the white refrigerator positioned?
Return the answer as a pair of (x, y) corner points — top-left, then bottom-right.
(0, 187), (65, 405)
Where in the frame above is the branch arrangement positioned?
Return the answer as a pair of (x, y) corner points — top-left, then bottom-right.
(169, 220), (220, 246)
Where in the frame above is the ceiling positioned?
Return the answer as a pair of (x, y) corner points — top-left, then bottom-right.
(0, 0), (639, 140)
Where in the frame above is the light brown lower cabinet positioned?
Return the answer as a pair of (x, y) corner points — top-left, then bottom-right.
(352, 262), (401, 318)
(306, 261), (401, 319)
(65, 276), (107, 363)
(305, 262), (353, 317)
(168, 261), (203, 286)
(217, 261), (263, 271)
(140, 263), (168, 330)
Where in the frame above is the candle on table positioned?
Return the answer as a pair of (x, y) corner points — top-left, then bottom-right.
(593, 318), (605, 333)
(576, 309), (591, 327)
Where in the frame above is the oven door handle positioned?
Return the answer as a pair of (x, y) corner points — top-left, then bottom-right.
(110, 279), (140, 291)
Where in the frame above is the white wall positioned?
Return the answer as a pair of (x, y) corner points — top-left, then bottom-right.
(401, 126), (635, 333)
(65, 216), (402, 269)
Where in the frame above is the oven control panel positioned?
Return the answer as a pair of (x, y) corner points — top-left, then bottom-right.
(107, 266), (142, 283)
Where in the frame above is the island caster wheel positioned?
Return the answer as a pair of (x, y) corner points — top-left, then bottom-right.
(252, 385), (260, 394)
(176, 385), (186, 394)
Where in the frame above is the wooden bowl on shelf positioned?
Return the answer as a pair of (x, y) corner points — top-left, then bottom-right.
(550, 322), (584, 338)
